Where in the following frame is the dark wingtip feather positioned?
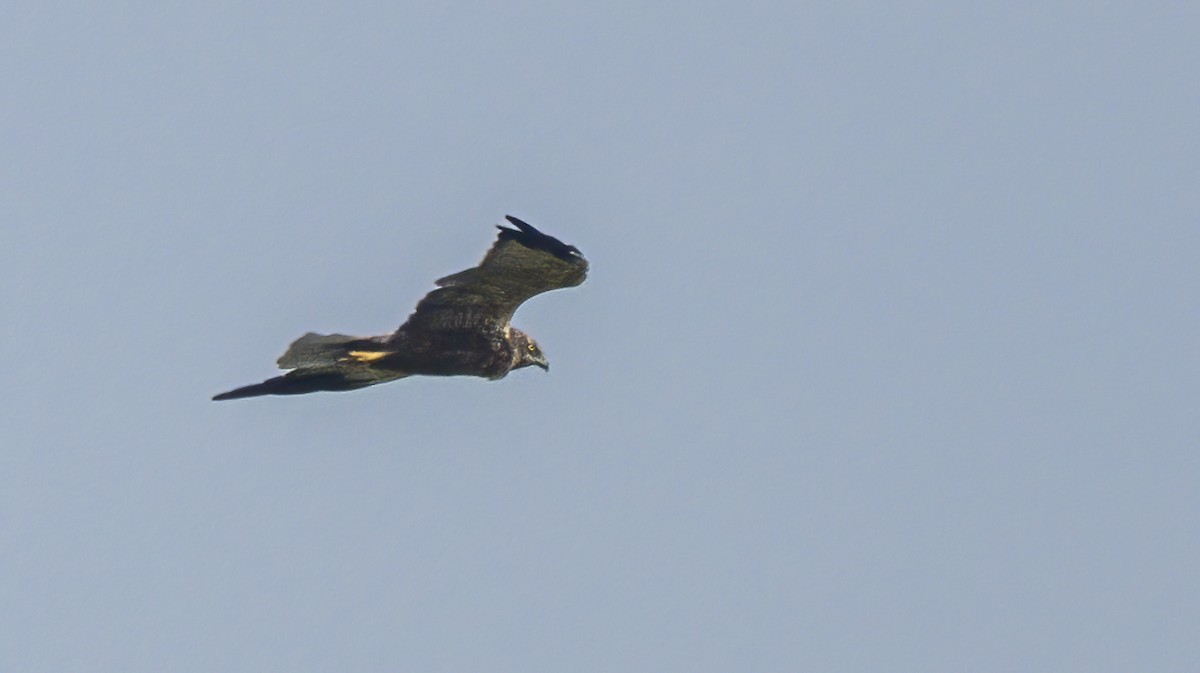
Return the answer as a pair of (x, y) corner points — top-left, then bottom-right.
(212, 373), (361, 400)
(503, 215), (540, 233)
(497, 215), (583, 262)
(212, 383), (271, 401)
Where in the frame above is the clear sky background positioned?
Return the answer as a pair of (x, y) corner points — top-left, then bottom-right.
(3, 2), (1197, 672)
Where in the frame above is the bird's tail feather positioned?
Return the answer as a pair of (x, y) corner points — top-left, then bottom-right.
(213, 332), (404, 401)
(277, 332), (369, 369)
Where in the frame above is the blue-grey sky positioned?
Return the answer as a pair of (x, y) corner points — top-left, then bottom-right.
(3, 2), (1197, 671)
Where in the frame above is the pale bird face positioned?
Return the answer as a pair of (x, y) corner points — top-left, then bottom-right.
(522, 338), (549, 372)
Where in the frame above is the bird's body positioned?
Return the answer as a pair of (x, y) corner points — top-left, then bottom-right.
(213, 216), (586, 400)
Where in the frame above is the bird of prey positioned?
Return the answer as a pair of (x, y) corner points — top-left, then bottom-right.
(212, 216), (587, 401)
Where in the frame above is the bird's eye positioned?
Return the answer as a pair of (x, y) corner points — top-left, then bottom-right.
(528, 343), (537, 352)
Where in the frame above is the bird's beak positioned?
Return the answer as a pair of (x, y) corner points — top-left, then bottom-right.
(536, 360), (550, 372)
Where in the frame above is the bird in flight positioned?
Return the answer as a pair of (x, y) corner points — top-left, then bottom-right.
(213, 216), (588, 401)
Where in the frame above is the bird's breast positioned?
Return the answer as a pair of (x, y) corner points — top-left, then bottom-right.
(395, 328), (514, 379)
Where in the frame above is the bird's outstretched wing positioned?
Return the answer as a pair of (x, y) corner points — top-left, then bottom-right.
(399, 216), (588, 332)
(211, 333), (407, 400)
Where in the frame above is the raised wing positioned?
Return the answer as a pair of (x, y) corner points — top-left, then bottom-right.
(399, 216), (588, 332)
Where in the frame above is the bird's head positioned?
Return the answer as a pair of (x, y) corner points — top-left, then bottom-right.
(511, 329), (549, 372)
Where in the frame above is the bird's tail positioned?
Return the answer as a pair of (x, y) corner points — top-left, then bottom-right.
(212, 332), (402, 401)
(276, 332), (367, 369)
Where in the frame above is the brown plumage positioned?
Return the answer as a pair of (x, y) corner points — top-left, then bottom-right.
(212, 216), (587, 401)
